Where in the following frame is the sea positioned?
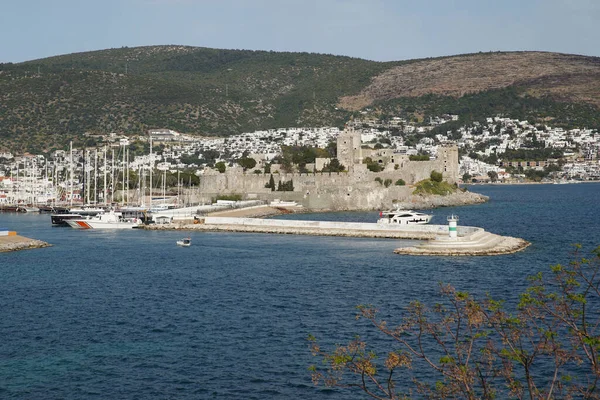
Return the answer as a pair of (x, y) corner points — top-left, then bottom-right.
(0, 183), (599, 399)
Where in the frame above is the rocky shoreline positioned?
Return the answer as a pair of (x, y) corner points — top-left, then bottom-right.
(0, 235), (52, 253)
(390, 191), (489, 210)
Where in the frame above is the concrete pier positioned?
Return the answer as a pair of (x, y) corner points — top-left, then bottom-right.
(143, 216), (530, 255)
(145, 216), (447, 239)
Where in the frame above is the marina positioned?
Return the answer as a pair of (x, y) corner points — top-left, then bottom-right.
(2, 199), (530, 255)
(0, 184), (598, 399)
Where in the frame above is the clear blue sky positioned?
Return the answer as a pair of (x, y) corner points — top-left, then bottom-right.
(1, 0), (598, 63)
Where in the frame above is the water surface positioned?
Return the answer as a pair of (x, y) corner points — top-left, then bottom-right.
(1, 183), (599, 398)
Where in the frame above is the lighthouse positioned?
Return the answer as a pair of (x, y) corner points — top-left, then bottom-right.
(447, 214), (459, 239)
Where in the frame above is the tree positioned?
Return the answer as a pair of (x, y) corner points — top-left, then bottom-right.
(277, 179), (294, 191)
(364, 157), (383, 173)
(265, 174), (275, 191)
(237, 157), (257, 171)
(395, 179), (405, 186)
(215, 161), (226, 173)
(487, 170), (498, 182)
(309, 245), (600, 400)
(462, 173), (472, 182)
(430, 170), (443, 183)
(323, 158), (345, 173)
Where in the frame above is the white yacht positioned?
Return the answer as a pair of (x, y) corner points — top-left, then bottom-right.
(65, 210), (142, 229)
(377, 208), (432, 225)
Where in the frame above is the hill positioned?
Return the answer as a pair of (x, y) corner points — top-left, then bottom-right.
(1, 46), (599, 153)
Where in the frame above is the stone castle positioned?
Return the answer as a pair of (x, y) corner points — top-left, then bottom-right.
(193, 128), (459, 210)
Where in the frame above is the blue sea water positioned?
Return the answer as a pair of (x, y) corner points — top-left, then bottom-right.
(0, 183), (599, 399)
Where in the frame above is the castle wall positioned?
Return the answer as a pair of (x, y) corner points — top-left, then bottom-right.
(189, 141), (459, 210)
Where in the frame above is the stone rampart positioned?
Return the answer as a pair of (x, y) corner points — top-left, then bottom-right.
(188, 142), (462, 211)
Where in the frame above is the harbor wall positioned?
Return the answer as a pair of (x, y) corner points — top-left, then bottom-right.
(203, 217), (479, 236)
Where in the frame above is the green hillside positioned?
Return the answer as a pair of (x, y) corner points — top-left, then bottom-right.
(1, 46), (599, 153)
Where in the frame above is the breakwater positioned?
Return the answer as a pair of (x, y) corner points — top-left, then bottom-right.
(0, 235), (51, 252)
(142, 217), (529, 255)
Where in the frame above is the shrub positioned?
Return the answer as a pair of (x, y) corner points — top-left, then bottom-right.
(374, 177), (383, 185)
(430, 170), (443, 183)
(413, 179), (456, 196)
(395, 179), (406, 186)
(409, 154), (429, 161)
(364, 157), (383, 172)
(215, 161), (226, 173)
(215, 194), (242, 201)
(384, 179), (392, 188)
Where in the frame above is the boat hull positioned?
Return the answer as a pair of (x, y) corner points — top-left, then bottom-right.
(65, 219), (139, 229)
(51, 213), (84, 226)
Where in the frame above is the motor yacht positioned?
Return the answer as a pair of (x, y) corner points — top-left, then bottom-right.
(377, 208), (432, 225)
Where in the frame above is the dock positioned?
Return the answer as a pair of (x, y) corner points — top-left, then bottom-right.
(143, 216), (530, 256)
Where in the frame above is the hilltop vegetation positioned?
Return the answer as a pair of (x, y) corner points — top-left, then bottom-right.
(1, 46), (600, 153)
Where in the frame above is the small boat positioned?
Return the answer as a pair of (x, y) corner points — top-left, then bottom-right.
(377, 208), (432, 225)
(176, 237), (191, 247)
(270, 199), (301, 207)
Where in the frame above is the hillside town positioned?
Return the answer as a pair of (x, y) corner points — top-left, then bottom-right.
(0, 114), (599, 206)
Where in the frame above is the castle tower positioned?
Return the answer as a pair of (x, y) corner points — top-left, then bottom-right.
(438, 144), (459, 183)
(336, 127), (362, 171)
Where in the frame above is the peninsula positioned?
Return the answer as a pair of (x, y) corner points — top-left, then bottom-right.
(0, 233), (51, 253)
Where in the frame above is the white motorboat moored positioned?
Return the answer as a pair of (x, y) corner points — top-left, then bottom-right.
(377, 208), (432, 225)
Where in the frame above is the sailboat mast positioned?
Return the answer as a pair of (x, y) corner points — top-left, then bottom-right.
(126, 147), (129, 205)
(94, 149), (98, 204)
(149, 135), (153, 208)
(111, 148), (115, 205)
(85, 149), (90, 205)
(69, 141), (73, 207)
(121, 143), (125, 206)
(103, 146), (107, 205)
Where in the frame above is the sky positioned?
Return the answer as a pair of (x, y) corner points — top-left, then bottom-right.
(1, 0), (599, 63)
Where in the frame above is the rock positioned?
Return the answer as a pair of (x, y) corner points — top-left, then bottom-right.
(0, 235), (52, 253)
(390, 191), (488, 210)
